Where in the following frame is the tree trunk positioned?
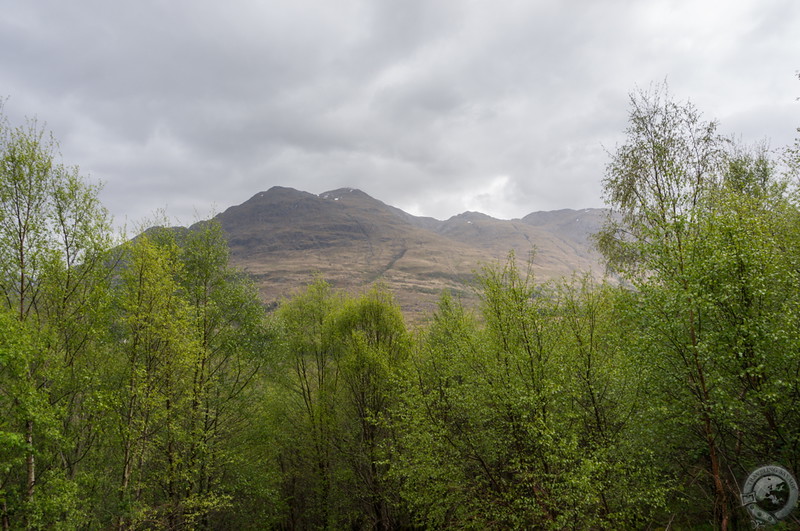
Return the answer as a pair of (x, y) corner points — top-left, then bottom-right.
(25, 419), (35, 502)
(2, 499), (9, 531)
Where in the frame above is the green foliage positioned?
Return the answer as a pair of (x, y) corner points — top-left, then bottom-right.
(0, 111), (271, 528)
(86, 220), (271, 529)
(0, 309), (37, 522)
(175, 220), (270, 528)
(5, 92), (800, 529)
(598, 83), (800, 528)
(266, 280), (412, 529)
(0, 108), (114, 529)
(391, 258), (667, 529)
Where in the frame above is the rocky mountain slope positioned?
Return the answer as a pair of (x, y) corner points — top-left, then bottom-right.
(215, 186), (608, 320)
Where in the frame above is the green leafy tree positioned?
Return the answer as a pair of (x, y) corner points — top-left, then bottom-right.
(267, 278), (344, 528)
(390, 290), (487, 528)
(104, 229), (197, 529)
(391, 256), (664, 529)
(0, 310), (50, 528)
(0, 107), (274, 529)
(598, 83), (800, 528)
(175, 220), (269, 528)
(267, 280), (411, 529)
(553, 277), (669, 527)
(328, 284), (410, 530)
(597, 83), (732, 527)
(0, 109), (112, 529)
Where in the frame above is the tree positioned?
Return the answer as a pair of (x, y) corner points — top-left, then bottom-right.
(269, 277), (343, 528)
(106, 228), (197, 529)
(0, 109), (113, 528)
(328, 284), (410, 529)
(390, 290), (482, 527)
(87, 221), (272, 529)
(175, 220), (269, 528)
(267, 281), (411, 529)
(597, 83), (800, 528)
(0, 309), (49, 529)
(596, 83), (726, 276)
(391, 257), (666, 529)
(0, 106), (275, 529)
(597, 83), (733, 526)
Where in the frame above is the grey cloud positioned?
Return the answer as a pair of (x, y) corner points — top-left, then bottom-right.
(0, 0), (797, 227)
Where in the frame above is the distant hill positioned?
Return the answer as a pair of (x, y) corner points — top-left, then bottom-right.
(214, 186), (608, 321)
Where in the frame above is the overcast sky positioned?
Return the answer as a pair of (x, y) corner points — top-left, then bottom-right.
(2, 0), (798, 226)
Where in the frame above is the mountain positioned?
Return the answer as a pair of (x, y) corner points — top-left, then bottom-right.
(215, 186), (608, 321)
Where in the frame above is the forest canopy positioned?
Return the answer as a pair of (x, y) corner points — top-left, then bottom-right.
(1, 84), (800, 529)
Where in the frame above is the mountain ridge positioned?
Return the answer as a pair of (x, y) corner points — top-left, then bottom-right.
(213, 186), (608, 320)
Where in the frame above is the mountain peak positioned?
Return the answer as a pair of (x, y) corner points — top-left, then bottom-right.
(234, 186), (313, 207)
(320, 187), (362, 197)
(319, 188), (375, 204)
(209, 185), (606, 321)
(448, 211), (496, 222)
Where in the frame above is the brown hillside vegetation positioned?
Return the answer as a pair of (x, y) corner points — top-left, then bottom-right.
(216, 186), (606, 320)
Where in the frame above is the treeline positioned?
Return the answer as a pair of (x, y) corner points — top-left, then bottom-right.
(2, 85), (800, 529)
